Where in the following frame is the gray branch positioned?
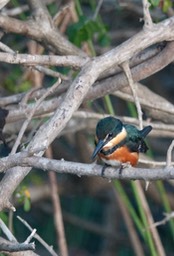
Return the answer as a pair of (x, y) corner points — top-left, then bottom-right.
(0, 239), (35, 252)
(0, 154), (173, 181)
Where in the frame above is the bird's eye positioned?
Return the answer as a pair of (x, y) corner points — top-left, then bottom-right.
(108, 132), (113, 138)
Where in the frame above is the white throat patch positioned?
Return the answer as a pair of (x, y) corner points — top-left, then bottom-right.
(103, 126), (127, 149)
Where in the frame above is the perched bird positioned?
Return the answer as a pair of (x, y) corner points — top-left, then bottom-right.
(91, 116), (152, 168)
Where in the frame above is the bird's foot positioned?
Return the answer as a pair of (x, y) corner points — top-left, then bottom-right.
(118, 162), (131, 176)
(101, 163), (110, 177)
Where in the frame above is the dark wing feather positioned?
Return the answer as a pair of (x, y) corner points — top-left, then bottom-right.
(140, 125), (152, 138)
(124, 124), (151, 153)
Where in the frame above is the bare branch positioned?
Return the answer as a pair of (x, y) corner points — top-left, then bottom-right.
(0, 238), (35, 253)
(149, 212), (174, 229)
(0, 219), (17, 242)
(0, 13), (85, 56)
(0, 0), (10, 10)
(0, 52), (89, 69)
(121, 61), (143, 129)
(166, 140), (174, 167)
(17, 216), (59, 256)
(143, 0), (153, 29)
(24, 229), (37, 244)
(0, 219), (35, 253)
(0, 154), (174, 181)
(93, 0), (103, 20)
(11, 78), (61, 154)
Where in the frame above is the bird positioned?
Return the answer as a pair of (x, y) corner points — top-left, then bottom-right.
(91, 116), (152, 170)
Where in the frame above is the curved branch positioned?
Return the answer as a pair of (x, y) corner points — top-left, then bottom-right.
(0, 14), (85, 56)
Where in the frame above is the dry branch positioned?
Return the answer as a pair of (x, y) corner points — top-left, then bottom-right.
(17, 216), (58, 256)
(0, 7), (174, 211)
(0, 154), (173, 181)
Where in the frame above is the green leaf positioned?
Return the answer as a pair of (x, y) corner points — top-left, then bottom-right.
(24, 197), (31, 212)
(67, 16), (102, 47)
(97, 33), (111, 47)
(162, 0), (172, 12)
(149, 0), (160, 7)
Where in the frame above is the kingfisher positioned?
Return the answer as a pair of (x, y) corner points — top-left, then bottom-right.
(91, 116), (152, 168)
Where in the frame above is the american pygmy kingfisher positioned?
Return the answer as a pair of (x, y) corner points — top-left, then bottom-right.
(91, 116), (152, 167)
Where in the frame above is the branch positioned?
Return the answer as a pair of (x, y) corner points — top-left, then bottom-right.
(166, 140), (174, 167)
(0, 238), (35, 252)
(0, 5), (85, 56)
(149, 212), (174, 229)
(87, 41), (174, 103)
(121, 61), (143, 129)
(0, 52), (89, 69)
(17, 216), (59, 256)
(1, 15), (174, 211)
(11, 78), (61, 154)
(1, 44), (174, 125)
(0, 154), (174, 181)
(143, 0), (153, 29)
(0, 219), (17, 242)
(0, 218), (35, 253)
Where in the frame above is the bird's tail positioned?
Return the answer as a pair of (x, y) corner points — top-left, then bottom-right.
(140, 125), (152, 138)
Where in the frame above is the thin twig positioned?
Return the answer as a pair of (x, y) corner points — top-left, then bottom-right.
(24, 229), (37, 244)
(35, 65), (69, 80)
(121, 61), (149, 188)
(93, 0), (103, 20)
(139, 159), (174, 167)
(143, 0), (153, 29)
(0, 218), (17, 242)
(17, 216), (58, 256)
(166, 140), (174, 167)
(0, 218), (35, 252)
(0, 41), (14, 53)
(149, 212), (174, 229)
(11, 78), (61, 154)
(121, 61), (143, 129)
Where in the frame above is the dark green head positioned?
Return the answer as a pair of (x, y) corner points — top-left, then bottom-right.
(96, 117), (123, 140)
(91, 117), (123, 160)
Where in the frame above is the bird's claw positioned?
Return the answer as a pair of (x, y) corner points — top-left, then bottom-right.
(101, 163), (110, 177)
(119, 162), (131, 176)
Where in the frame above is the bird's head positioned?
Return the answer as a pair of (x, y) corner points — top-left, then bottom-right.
(91, 116), (127, 160)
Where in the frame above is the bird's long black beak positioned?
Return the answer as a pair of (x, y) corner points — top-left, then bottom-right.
(91, 140), (105, 160)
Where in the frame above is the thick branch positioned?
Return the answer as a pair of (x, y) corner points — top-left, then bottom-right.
(0, 14), (85, 56)
(0, 238), (35, 252)
(0, 154), (173, 181)
(0, 52), (89, 69)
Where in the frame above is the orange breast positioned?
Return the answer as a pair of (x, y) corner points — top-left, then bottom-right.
(99, 146), (139, 166)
